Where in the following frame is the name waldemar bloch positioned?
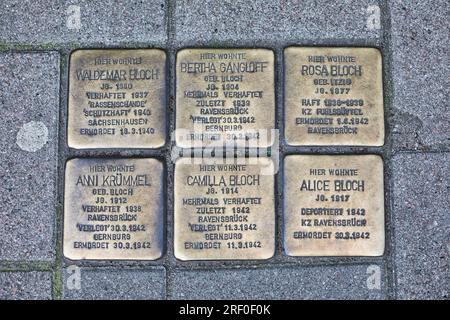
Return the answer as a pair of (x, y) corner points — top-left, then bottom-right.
(75, 67), (160, 81)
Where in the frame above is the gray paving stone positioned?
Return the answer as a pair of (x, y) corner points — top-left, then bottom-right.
(0, 272), (53, 300)
(174, 0), (381, 45)
(280, 0), (382, 44)
(169, 265), (386, 299)
(0, 0), (166, 45)
(63, 267), (166, 300)
(0, 52), (59, 261)
(392, 153), (449, 299)
(390, 0), (449, 151)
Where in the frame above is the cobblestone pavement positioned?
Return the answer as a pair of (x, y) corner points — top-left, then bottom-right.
(0, 0), (448, 300)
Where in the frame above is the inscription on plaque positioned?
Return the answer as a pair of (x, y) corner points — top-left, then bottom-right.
(64, 158), (164, 260)
(176, 49), (275, 148)
(68, 49), (166, 149)
(174, 158), (275, 260)
(285, 47), (384, 146)
(284, 155), (384, 256)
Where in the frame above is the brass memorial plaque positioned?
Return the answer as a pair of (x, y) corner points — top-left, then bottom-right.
(284, 155), (384, 256)
(64, 158), (164, 260)
(176, 49), (275, 148)
(284, 47), (384, 146)
(68, 49), (166, 149)
(174, 157), (275, 260)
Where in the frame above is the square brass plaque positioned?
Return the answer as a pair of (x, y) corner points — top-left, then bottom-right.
(64, 158), (164, 260)
(68, 49), (166, 149)
(176, 48), (275, 148)
(174, 157), (275, 260)
(284, 47), (384, 146)
(283, 155), (384, 256)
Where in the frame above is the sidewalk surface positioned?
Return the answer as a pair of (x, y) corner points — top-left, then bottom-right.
(0, 0), (448, 300)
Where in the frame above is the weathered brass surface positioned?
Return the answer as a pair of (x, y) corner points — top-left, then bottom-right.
(285, 47), (384, 146)
(63, 158), (164, 260)
(68, 49), (166, 149)
(174, 157), (275, 260)
(284, 155), (384, 256)
(176, 49), (275, 148)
